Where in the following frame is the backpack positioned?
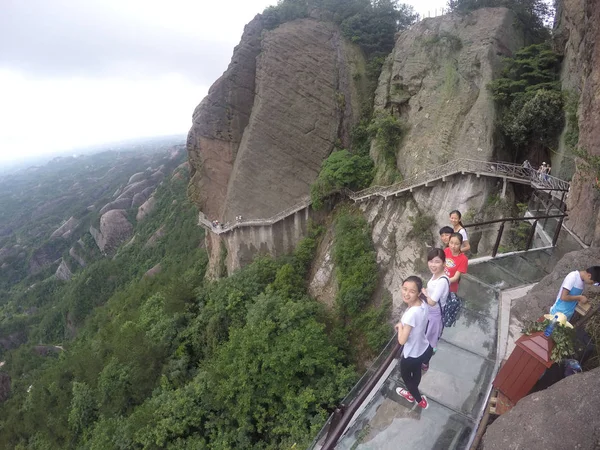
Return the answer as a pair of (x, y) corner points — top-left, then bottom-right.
(442, 290), (462, 328)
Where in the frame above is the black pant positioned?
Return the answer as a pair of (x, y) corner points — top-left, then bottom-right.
(400, 345), (434, 403)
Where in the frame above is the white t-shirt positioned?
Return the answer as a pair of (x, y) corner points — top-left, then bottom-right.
(550, 270), (584, 318)
(458, 228), (468, 243)
(401, 302), (430, 358)
(427, 275), (450, 308)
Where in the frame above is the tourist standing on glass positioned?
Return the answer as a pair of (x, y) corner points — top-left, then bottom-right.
(444, 233), (468, 294)
(449, 210), (470, 253)
(421, 248), (450, 372)
(395, 276), (433, 409)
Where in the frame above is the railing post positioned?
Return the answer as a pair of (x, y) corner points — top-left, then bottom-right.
(492, 222), (505, 257)
(552, 217), (564, 247)
(526, 219), (538, 250)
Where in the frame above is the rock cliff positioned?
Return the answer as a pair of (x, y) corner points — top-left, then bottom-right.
(374, 8), (523, 177)
(482, 366), (600, 449)
(90, 209), (133, 255)
(556, 0), (600, 245)
(187, 16), (366, 223)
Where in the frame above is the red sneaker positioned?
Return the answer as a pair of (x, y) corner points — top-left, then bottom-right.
(396, 388), (415, 403)
(421, 363), (429, 373)
(417, 396), (429, 409)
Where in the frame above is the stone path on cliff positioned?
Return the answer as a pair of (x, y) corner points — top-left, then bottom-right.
(198, 159), (570, 235)
(310, 247), (573, 450)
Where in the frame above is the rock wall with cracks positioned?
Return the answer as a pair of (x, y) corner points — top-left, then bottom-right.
(372, 7), (524, 179)
(187, 16), (367, 224)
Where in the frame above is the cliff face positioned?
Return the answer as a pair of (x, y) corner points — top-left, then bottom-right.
(192, 9), (527, 279)
(374, 8), (523, 178)
(556, 0), (600, 245)
(187, 17), (367, 223)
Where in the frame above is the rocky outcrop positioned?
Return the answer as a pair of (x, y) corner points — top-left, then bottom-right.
(128, 172), (146, 184)
(0, 331), (26, 351)
(33, 345), (63, 357)
(145, 225), (166, 248)
(374, 8), (523, 179)
(69, 246), (86, 267)
(144, 263), (162, 278)
(131, 192), (149, 208)
(90, 209), (133, 254)
(29, 243), (62, 275)
(50, 216), (79, 239)
(0, 372), (10, 403)
(117, 180), (152, 201)
(187, 16), (366, 223)
(99, 198), (132, 215)
(55, 259), (73, 281)
(556, 0), (600, 245)
(482, 367), (600, 450)
(137, 197), (156, 222)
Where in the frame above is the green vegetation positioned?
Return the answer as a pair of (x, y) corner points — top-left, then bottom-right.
(332, 209), (391, 362)
(522, 319), (576, 363)
(488, 43), (563, 160)
(310, 149), (374, 209)
(263, 0), (417, 58)
(421, 31), (463, 54)
(0, 162), (386, 449)
(368, 113), (406, 183)
(447, 0), (553, 42)
(407, 211), (436, 244)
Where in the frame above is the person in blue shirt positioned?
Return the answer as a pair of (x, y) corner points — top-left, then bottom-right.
(550, 266), (600, 320)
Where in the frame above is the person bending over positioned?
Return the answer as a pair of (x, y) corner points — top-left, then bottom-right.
(550, 266), (600, 320)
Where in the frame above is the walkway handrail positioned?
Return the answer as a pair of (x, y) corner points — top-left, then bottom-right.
(320, 340), (402, 450)
(199, 159), (570, 234)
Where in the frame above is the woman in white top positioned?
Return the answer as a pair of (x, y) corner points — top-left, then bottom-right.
(421, 248), (450, 372)
(395, 276), (433, 410)
(449, 210), (470, 253)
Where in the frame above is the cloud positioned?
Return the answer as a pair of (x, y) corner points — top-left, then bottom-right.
(0, 0), (257, 84)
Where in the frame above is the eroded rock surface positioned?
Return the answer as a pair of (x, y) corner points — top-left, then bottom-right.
(374, 8), (523, 179)
(55, 259), (73, 281)
(137, 197), (157, 222)
(50, 217), (79, 239)
(90, 209), (133, 254)
(482, 366), (600, 450)
(99, 198), (132, 215)
(187, 17), (366, 222)
(557, 0), (600, 245)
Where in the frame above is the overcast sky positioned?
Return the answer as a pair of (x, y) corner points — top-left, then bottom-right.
(0, 0), (446, 164)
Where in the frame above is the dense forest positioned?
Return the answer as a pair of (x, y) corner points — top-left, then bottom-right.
(0, 141), (390, 448)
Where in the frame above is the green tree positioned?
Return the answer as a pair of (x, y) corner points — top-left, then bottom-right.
(488, 43), (563, 159)
(68, 381), (97, 435)
(310, 149), (374, 208)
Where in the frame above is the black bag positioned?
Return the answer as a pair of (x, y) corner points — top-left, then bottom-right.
(442, 291), (462, 328)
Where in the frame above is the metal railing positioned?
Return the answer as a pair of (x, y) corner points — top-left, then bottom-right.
(309, 337), (402, 450)
(198, 159), (570, 234)
(464, 212), (567, 257)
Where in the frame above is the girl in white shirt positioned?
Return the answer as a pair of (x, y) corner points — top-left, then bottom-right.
(421, 248), (450, 372)
(395, 276), (433, 409)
